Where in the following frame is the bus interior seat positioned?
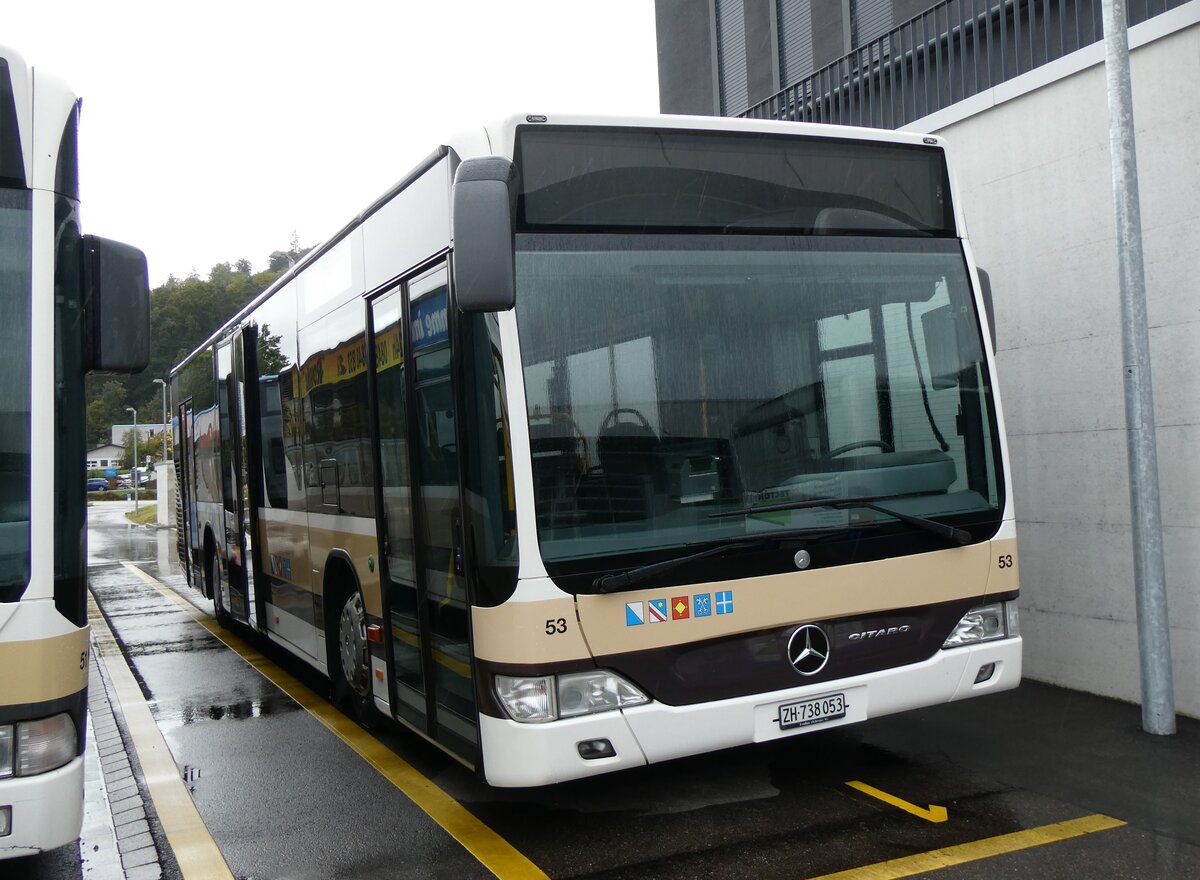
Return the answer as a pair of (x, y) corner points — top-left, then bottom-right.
(577, 418), (662, 523)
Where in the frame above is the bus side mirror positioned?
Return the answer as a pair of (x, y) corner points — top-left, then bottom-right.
(82, 235), (150, 373)
(976, 267), (996, 353)
(452, 157), (515, 312)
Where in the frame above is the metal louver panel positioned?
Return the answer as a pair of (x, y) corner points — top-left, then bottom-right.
(717, 0), (749, 116)
(852, 0), (893, 47)
(777, 0), (814, 87)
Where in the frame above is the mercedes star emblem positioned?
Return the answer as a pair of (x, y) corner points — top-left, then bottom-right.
(787, 624), (831, 676)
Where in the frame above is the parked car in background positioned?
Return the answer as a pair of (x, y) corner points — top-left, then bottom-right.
(87, 477), (109, 492)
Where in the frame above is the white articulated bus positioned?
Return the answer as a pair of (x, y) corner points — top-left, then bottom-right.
(0, 46), (148, 855)
(172, 114), (1020, 787)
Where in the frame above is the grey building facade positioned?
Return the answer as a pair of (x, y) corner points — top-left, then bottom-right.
(657, 0), (1190, 127)
(656, 0), (1200, 718)
(657, 0), (935, 117)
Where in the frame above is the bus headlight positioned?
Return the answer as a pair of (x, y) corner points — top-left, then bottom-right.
(943, 602), (1016, 648)
(557, 671), (648, 719)
(15, 714), (77, 776)
(495, 671), (648, 723)
(494, 676), (557, 723)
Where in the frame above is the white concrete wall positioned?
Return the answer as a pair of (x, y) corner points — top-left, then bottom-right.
(156, 460), (175, 527)
(922, 16), (1199, 716)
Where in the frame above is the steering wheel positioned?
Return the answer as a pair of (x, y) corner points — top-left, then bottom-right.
(824, 439), (894, 458)
(599, 407), (654, 435)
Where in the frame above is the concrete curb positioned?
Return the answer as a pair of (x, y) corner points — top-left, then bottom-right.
(85, 610), (180, 880)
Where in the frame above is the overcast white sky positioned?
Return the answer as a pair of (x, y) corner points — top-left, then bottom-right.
(7, 1), (661, 286)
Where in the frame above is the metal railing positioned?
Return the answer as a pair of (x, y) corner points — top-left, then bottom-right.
(742, 0), (1187, 128)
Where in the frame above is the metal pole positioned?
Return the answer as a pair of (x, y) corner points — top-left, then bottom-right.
(126, 406), (139, 514)
(1101, 0), (1175, 735)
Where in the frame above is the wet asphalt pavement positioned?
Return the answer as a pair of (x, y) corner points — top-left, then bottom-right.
(8, 500), (1200, 878)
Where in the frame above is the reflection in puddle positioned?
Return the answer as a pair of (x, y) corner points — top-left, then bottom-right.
(125, 636), (225, 657)
(158, 692), (301, 728)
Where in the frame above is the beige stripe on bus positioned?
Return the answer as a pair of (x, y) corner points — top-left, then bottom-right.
(473, 539), (1018, 664)
(577, 539), (1003, 657)
(0, 626), (89, 705)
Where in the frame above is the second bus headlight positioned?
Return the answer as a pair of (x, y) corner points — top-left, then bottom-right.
(15, 713), (77, 776)
(495, 671), (648, 723)
(0, 714), (77, 778)
(0, 725), (13, 778)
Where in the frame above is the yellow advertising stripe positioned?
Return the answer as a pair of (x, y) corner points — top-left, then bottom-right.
(88, 593), (235, 879)
(119, 562), (548, 880)
(805, 813), (1126, 880)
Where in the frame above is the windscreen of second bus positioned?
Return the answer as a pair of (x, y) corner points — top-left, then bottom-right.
(514, 234), (1001, 573)
(0, 188), (31, 598)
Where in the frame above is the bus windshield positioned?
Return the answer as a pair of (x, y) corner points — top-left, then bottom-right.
(0, 188), (31, 596)
(515, 233), (1001, 578)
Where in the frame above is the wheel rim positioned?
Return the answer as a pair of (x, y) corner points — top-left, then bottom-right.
(210, 555), (223, 608)
(338, 592), (369, 696)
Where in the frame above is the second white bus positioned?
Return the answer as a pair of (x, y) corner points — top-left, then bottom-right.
(0, 44), (148, 856)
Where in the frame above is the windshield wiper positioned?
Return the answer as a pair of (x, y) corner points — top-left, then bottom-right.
(710, 494), (972, 547)
(591, 538), (772, 594)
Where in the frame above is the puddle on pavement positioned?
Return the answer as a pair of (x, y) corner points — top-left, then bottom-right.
(156, 692), (302, 728)
(123, 635), (225, 657)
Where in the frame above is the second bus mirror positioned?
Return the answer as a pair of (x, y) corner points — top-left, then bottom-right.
(82, 235), (150, 373)
(452, 157), (516, 312)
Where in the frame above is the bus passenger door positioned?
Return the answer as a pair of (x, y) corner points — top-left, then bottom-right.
(234, 326), (267, 630)
(371, 265), (477, 764)
(177, 399), (196, 585)
(216, 337), (257, 626)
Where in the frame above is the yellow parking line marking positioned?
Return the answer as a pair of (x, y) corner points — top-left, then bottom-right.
(119, 562), (548, 880)
(845, 781), (948, 823)
(805, 813), (1126, 880)
(88, 593), (235, 879)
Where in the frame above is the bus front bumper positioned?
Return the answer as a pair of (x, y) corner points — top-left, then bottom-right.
(479, 636), (1021, 787)
(0, 756), (84, 859)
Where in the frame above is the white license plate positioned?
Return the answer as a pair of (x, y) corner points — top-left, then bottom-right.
(778, 692), (847, 730)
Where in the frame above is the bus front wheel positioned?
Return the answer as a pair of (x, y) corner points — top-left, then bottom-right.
(332, 588), (374, 725)
(209, 553), (231, 628)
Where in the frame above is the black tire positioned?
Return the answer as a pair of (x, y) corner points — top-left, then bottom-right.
(209, 552), (232, 628)
(330, 587), (375, 726)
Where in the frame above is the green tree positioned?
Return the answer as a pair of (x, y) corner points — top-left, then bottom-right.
(84, 242), (307, 442)
(257, 326), (290, 375)
(117, 429), (138, 470)
(86, 379), (130, 448)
